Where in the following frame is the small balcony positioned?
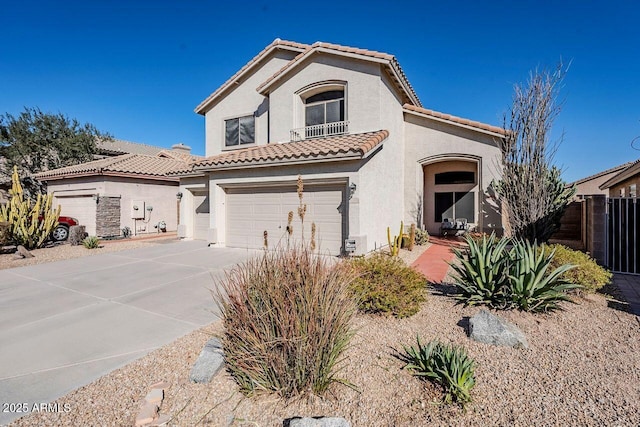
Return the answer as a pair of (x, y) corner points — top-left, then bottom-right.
(290, 121), (349, 141)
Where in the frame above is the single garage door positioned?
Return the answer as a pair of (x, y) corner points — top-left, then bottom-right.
(225, 184), (345, 255)
(192, 191), (210, 240)
(53, 195), (97, 236)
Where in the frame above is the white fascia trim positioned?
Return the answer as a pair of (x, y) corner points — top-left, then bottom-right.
(403, 108), (505, 138)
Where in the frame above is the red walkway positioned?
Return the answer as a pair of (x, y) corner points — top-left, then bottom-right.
(411, 236), (465, 283)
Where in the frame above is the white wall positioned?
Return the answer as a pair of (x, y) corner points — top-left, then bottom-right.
(267, 54), (386, 143)
(103, 177), (178, 235)
(403, 114), (504, 235)
(203, 50), (298, 156)
(47, 176), (178, 236)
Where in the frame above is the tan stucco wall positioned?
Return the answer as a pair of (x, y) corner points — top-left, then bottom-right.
(47, 176), (178, 237)
(203, 50), (298, 156)
(268, 54), (388, 143)
(609, 175), (640, 197)
(403, 114), (503, 236)
(574, 170), (620, 197)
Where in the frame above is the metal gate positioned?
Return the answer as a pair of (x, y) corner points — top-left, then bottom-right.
(607, 197), (640, 274)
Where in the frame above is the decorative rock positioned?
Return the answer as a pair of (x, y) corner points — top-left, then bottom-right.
(135, 402), (159, 426)
(144, 388), (164, 404)
(189, 337), (224, 383)
(287, 417), (351, 427)
(17, 245), (34, 258)
(469, 309), (528, 349)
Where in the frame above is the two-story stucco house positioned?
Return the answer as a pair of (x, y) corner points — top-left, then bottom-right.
(174, 39), (505, 255)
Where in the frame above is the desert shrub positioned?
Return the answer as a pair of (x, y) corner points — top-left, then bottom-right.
(82, 236), (100, 249)
(215, 244), (357, 398)
(450, 233), (511, 308)
(541, 244), (612, 293)
(400, 336), (476, 405)
(69, 225), (87, 246)
(349, 253), (426, 318)
(508, 240), (580, 312)
(414, 228), (429, 246)
(452, 234), (580, 312)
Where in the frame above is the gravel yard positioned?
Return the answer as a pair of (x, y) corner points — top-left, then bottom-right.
(0, 234), (178, 271)
(10, 246), (640, 427)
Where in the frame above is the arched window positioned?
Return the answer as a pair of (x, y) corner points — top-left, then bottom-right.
(305, 90), (344, 128)
(292, 81), (348, 140)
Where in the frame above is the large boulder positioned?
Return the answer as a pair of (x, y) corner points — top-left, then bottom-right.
(189, 338), (224, 383)
(468, 309), (528, 349)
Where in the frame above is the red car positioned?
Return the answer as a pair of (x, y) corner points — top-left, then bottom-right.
(51, 216), (79, 241)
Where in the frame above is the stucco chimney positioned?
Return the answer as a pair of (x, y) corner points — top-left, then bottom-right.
(171, 143), (191, 154)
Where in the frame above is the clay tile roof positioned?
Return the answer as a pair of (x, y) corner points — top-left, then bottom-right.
(35, 154), (189, 181)
(195, 39), (309, 114)
(173, 130), (389, 174)
(96, 138), (165, 156)
(402, 104), (506, 136)
(157, 149), (204, 162)
(257, 41), (421, 107)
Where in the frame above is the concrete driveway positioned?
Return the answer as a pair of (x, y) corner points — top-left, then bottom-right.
(0, 240), (256, 425)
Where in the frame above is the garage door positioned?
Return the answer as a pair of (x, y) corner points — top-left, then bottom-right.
(226, 184), (345, 255)
(53, 195), (97, 236)
(192, 191), (210, 240)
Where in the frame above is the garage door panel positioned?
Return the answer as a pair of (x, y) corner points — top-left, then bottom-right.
(226, 185), (344, 255)
(54, 196), (97, 236)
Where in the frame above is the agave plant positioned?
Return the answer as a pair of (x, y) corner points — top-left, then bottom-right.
(401, 336), (476, 405)
(450, 233), (512, 307)
(507, 239), (581, 312)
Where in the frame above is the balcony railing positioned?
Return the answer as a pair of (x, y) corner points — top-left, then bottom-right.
(290, 121), (349, 141)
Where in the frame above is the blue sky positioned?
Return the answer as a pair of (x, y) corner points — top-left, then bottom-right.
(2, 0), (638, 182)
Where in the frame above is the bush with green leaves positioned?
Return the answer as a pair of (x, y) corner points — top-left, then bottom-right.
(349, 253), (427, 318)
(450, 233), (511, 308)
(82, 236), (100, 249)
(451, 234), (581, 312)
(414, 228), (429, 245)
(214, 244), (357, 398)
(508, 240), (580, 311)
(541, 244), (612, 293)
(400, 336), (476, 405)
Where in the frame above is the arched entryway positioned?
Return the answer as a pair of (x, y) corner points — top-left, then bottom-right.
(421, 155), (481, 236)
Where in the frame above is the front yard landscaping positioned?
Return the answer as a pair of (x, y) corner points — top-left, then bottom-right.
(11, 243), (640, 427)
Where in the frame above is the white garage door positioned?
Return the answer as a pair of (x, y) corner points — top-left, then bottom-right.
(226, 184), (345, 255)
(53, 195), (97, 236)
(192, 191), (210, 240)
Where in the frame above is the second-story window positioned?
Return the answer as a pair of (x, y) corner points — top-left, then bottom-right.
(225, 115), (255, 147)
(305, 90), (345, 128)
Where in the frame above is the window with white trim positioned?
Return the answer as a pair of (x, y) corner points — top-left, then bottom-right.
(225, 115), (255, 147)
(304, 90), (345, 128)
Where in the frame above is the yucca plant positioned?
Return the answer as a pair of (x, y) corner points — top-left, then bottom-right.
(401, 336), (476, 405)
(82, 236), (100, 249)
(507, 240), (580, 311)
(450, 233), (511, 307)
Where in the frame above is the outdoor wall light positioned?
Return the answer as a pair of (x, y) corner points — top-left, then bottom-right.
(349, 183), (357, 199)
(176, 191), (183, 200)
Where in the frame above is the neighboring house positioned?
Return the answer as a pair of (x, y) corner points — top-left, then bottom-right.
(95, 138), (167, 158)
(572, 161), (633, 197)
(173, 39), (506, 255)
(36, 144), (198, 237)
(599, 159), (640, 197)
